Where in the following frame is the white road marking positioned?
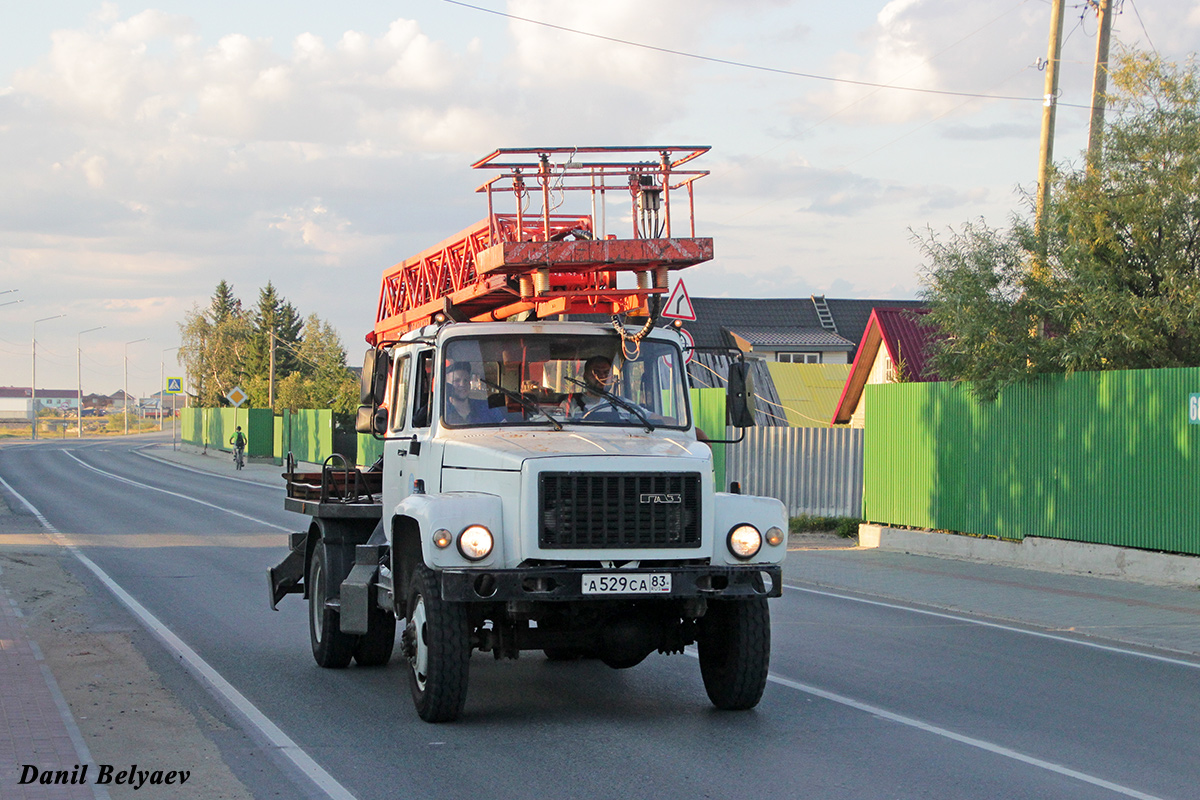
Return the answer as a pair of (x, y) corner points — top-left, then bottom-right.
(683, 645), (1166, 800)
(0, 472), (359, 800)
(785, 583), (1200, 670)
(62, 449), (291, 532)
(765, 671), (1168, 800)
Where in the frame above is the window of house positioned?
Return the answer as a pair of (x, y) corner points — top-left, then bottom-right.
(777, 352), (820, 364)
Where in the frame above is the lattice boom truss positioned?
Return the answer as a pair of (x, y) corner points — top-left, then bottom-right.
(371, 146), (713, 344)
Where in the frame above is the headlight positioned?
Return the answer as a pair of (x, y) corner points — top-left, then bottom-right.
(432, 528), (453, 549)
(457, 525), (493, 561)
(765, 526), (785, 547)
(727, 524), (762, 559)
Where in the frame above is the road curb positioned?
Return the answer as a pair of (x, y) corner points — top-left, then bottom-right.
(860, 524), (1200, 589)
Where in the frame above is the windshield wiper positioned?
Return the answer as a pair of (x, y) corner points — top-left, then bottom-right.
(481, 379), (564, 431)
(564, 377), (655, 432)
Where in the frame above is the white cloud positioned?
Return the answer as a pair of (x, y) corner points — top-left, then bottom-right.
(801, 0), (1048, 124)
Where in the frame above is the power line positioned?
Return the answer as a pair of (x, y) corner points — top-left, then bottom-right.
(1126, 0), (1158, 57)
(441, 0), (1076, 106)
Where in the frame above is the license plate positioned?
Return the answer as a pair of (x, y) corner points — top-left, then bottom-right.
(581, 573), (672, 595)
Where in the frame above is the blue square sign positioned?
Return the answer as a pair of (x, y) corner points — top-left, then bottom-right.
(1191, 393), (1200, 425)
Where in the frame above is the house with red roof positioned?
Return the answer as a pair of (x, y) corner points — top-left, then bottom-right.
(831, 308), (942, 427)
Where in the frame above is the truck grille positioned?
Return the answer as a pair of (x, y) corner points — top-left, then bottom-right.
(539, 472), (702, 549)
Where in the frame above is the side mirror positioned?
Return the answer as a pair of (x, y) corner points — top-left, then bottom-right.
(355, 405), (388, 436)
(726, 361), (756, 428)
(355, 407), (388, 438)
(355, 404), (375, 435)
(360, 348), (389, 406)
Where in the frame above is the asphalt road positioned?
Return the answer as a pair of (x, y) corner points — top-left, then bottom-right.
(3, 435), (1199, 800)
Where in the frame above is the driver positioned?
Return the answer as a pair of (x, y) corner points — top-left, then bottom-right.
(564, 355), (617, 417)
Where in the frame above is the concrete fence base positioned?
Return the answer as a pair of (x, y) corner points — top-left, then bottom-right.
(859, 524), (1200, 589)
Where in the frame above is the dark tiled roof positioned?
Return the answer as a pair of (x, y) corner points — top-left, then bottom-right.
(725, 326), (854, 348)
(685, 296), (926, 356)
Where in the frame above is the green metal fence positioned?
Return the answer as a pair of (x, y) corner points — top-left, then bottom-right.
(864, 367), (1200, 555)
(179, 408), (273, 459)
(180, 392), (729, 483)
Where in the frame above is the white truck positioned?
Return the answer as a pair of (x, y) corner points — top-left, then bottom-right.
(267, 147), (787, 722)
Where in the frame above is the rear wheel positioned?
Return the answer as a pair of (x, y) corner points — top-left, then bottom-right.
(402, 566), (471, 722)
(308, 543), (354, 668)
(697, 597), (770, 710)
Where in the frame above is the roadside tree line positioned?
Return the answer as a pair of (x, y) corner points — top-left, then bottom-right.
(918, 51), (1200, 400)
(178, 281), (357, 414)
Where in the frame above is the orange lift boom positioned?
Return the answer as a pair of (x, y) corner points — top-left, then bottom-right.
(370, 146), (712, 345)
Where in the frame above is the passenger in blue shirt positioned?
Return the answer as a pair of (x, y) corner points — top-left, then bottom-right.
(444, 361), (504, 425)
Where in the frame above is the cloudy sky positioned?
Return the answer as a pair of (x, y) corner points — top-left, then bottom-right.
(2, 0), (1196, 394)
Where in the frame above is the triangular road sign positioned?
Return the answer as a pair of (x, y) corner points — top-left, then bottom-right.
(661, 280), (696, 321)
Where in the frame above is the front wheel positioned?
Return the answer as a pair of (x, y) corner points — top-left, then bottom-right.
(308, 542), (355, 668)
(697, 597), (770, 710)
(402, 566), (471, 722)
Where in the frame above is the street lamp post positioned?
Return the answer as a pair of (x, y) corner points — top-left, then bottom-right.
(32, 314), (66, 440)
(161, 346), (179, 432)
(124, 338), (148, 436)
(77, 326), (106, 438)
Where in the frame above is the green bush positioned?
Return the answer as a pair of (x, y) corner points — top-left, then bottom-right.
(789, 515), (863, 539)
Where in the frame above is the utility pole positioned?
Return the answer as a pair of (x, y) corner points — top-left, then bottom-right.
(1087, 0), (1115, 169)
(1035, 0), (1067, 264)
(77, 326), (105, 438)
(32, 314), (65, 440)
(124, 338), (148, 435)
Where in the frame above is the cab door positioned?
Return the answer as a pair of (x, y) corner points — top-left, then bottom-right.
(388, 348), (441, 505)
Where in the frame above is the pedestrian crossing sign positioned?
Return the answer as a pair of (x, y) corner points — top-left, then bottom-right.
(165, 377), (183, 394)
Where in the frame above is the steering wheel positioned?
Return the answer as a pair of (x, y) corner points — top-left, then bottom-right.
(580, 399), (620, 421)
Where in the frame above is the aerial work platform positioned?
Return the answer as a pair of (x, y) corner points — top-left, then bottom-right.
(371, 146), (713, 344)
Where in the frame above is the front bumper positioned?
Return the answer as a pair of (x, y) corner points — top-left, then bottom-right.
(439, 564), (782, 603)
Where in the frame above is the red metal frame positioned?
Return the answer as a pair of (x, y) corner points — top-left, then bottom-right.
(371, 146), (712, 344)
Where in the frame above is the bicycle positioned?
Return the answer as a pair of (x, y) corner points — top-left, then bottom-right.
(233, 447), (245, 470)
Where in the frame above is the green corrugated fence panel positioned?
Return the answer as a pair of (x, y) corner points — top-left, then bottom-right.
(180, 408), (203, 446)
(690, 387), (726, 491)
(178, 408), (272, 457)
(288, 409), (332, 465)
(273, 416), (283, 466)
(358, 433), (384, 468)
(865, 367), (1200, 555)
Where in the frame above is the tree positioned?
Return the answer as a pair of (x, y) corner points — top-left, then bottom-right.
(245, 282), (303, 405)
(179, 283), (254, 406)
(210, 280), (241, 323)
(918, 51), (1200, 401)
(270, 314), (357, 414)
(179, 282), (356, 412)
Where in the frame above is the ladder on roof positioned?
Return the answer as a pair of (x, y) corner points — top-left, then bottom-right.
(811, 295), (837, 333)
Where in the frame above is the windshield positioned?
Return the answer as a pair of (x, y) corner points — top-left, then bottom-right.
(441, 334), (690, 429)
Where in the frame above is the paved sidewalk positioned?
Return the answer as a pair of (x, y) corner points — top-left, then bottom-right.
(138, 443), (288, 488)
(0, 506), (100, 800)
(785, 546), (1200, 659)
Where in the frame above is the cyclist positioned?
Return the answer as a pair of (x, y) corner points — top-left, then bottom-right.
(229, 426), (247, 470)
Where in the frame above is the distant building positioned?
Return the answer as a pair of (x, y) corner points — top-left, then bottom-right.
(0, 387), (82, 421)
